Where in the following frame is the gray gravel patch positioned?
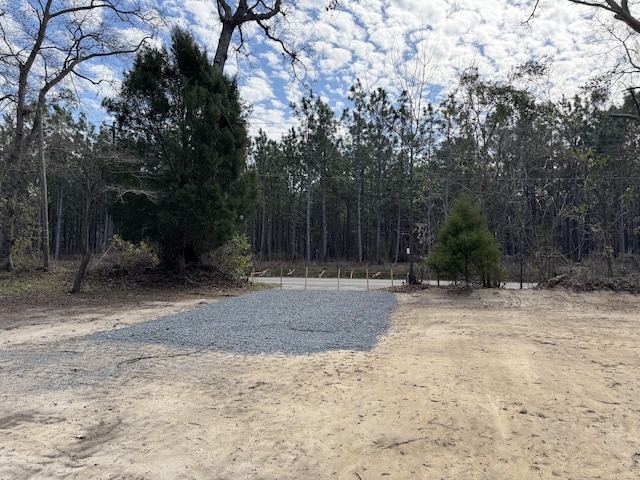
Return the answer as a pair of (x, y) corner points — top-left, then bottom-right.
(90, 290), (397, 355)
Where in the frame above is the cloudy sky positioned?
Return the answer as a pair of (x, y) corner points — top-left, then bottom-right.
(86, 0), (632, 139)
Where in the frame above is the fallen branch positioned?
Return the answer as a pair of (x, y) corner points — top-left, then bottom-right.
(383, 436), (430, 449)
(117, 342), (215, 367)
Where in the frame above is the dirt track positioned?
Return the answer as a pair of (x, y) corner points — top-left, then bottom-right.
(1, 288), (639, 479)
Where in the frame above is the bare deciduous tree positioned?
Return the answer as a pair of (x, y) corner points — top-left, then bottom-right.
(212, 0), (342, 73)
(528, 1), (640, 119)
(214, 0), (288, 72)
(0, 0), (157, 271)
(531, 1), (640, 34)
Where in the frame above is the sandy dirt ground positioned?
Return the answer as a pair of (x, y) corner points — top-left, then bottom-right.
(1, 287), (639, 479)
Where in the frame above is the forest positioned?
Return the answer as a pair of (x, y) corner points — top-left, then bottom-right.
(3, 65), (639, 285)
(249, 71), (640, 284)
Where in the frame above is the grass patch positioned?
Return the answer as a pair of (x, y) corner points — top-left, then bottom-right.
(0, 259), (76, 296)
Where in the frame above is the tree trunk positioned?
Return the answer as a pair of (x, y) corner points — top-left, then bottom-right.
(39, 112), (50, 271)
(290, 193), (297, 260)
(0, 219), (15, 271)
(212, 0), (283, 72)
(618, 203), (626, 254)
(321, 172), (327, 261)
(408, 151), (416, 284)
(376, 165), (382, 263)
(177, 248), (186, 275)
(260, 201), (267, 261)
(394, 204), (401, 264)
(71, 191), (94, 293)
(0, 71), (33, 271)
(267, 214), (273, 261)
(102, 209), (112, 253)
(0, 146), (25, 271)
(357, 174), (363, 263)
(306, 147), (312, 262)
(72, 252), (91, 293)
(213, 21), (236, 72)
(55, 187), (63, 260)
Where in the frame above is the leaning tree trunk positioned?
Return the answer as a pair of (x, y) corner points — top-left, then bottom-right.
(71, 251), (92, 294)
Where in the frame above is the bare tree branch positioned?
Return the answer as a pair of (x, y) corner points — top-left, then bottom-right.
(255, 17), (299, 64)
(567, 0), (640, 34)
(109, 186), (164, 205)
(527, 1), (640, 33)
(213, 0), (283, 72)
(524, 0), (542, 26)
(0, 0), (159, 271)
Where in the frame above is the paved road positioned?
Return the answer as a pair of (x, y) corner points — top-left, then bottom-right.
(252, 276), (537, 291)
(252, 276), (395, 290)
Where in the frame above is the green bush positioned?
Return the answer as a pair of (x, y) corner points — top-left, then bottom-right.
(211, 233), (253, 279)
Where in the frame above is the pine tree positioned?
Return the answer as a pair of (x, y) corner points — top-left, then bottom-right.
(427, 195), (504, 286)
(106, 29), (258, 272)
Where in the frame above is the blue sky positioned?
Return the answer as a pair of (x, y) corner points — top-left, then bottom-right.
(75, 0), (633, 139)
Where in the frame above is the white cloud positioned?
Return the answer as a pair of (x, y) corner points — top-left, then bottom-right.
(248, 103), (295, 139)
(240, 76), (275, 104)
(49, 0), (637, 138)
(318, 46), (352, 72)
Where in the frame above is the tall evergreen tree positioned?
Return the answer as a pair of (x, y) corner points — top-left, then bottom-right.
(106, 29), (257, 272)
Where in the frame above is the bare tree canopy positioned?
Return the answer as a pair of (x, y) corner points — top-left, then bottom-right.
(528, 1), (640, 119)
(530, 1), (640, 33)
(0, 0), (156, 113)
(212, 0), (341, 73)
(213, 0), (286, 72)
(0, 0), (158, 271)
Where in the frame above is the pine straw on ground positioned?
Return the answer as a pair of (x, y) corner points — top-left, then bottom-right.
(0, 263), (258, 329)
(387, 273), (640, 294)
(543, 272), (640, 294)
(86, 263), (251, 293)
(385, 283), (431, 293)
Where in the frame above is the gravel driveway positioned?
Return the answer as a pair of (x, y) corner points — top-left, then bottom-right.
(90, 289), (398, 355)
